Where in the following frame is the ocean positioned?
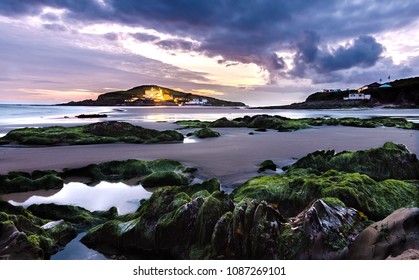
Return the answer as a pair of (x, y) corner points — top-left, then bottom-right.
(1, 104), (418, 135)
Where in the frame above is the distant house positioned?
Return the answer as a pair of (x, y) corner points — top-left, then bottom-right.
(185, 98), (209, 105)
(358, 82), (381, 92)
(344, 93), (371, 100)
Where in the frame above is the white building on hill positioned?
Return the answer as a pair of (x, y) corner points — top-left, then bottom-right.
(344, 93), (371, 100)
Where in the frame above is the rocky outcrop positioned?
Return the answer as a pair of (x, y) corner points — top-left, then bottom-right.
(290, 142), (419, 181)
(0, 121), (184, 145)
(347, 208), (419, 260)
(0, 201), (77, 259)
(0, 222), (43, 260)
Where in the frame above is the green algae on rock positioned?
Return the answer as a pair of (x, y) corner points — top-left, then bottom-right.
(186, 127), (220, 138)
(175, 115), (418, 132)
(0, 121), (184, 145)
(290, 142), (419, 180)
(233, 169), (417, 221)
(258, 159), (277, 172)
(0, 201), (77, 260)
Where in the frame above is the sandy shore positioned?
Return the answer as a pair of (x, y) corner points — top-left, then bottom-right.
(0, 126), (417, 188)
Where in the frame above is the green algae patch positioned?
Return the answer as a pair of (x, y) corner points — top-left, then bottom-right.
(233, 170), (417, 220)
(0, 121), (184, 146)
(187, 127), (220, 138)
(175, 115), (418, 132)
(291, 142), (419, 180)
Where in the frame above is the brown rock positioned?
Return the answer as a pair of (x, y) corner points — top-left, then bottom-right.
(386, 249), (419, 260)
(347, 208), (419, 259)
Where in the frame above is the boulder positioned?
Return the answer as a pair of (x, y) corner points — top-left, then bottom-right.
(0, 222), (43, 260)
(258, 160), (277, 172)
(187, 128), (220, 138)
(347, 207), (419, 259)
(290, 142), (419, 181)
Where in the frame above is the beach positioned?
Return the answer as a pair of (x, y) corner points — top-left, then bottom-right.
(1, 125), (417, 187)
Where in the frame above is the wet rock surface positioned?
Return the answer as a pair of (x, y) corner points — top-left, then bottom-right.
(347, 208), (419, 260)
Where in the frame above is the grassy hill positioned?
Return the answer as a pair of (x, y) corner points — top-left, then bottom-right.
(62, 85), (246, 107)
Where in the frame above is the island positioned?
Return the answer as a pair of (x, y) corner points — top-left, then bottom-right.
(59, 85), (246, 107)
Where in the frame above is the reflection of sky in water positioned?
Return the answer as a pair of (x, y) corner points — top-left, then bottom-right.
(9, 181), (152, 215)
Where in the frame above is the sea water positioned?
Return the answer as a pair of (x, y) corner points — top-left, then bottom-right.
(1, 104), (418, 135)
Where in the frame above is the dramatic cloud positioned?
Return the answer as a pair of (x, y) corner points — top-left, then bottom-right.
(156, 39), (196, 52)
(131, 33), (160, 43)
(1, 0), (419, 104)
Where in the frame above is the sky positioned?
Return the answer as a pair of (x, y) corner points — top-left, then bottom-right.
(0, 0), (418, 106)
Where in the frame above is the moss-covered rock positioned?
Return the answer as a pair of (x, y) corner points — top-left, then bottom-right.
(175, 115), (418, 132)
(0, 201), (78, 259)
(0, 121), (184, 145)
(0, 172), (63, 194)
(233, 169), (417, 220)
(141, 171), (188, 188)
(290, 142), (419, 180)
(27, 204), (118, 229)
(258, 160), (277, 172)
(81, 179), (230, 258)
(187, 128), (220, 138)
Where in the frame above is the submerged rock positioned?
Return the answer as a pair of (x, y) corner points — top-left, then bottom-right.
(347, 207), (419, 260)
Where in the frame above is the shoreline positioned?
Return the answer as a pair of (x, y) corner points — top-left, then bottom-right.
(1, 126), (417, 187)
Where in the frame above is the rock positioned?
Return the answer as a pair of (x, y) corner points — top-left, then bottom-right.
(282, 199), (367, 259)
(347, 208), (419, 259)
(0, 121), (184, 145)
(76, 114), (108, 118)
(27, 204), (118, 229)
(141, 171), (188, 188)
(0, 202), (78, 259)
(290, 142), (419, 181)
(0, 222), (43, 260)
(258, 160), (277, 172)
(81, 179), (227, 258)
(187, 128), (220, 138)
(386, 249), (419, 260)
(233, 168), (417, 220)
(0, 172), (63, 194)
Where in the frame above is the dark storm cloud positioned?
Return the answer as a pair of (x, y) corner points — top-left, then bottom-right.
(131, 33), (160, 42)
(291, 32), (384, 80)
(43, 23), (67, 32)
(1, 0), (418, 83)
(156, 39), (196, 52)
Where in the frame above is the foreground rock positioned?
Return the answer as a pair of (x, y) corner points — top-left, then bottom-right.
(347, 208), (419, 260)
(234, 142), (418, 220)
(81, 177), (367, 260)
(0, 121), (184, 145)
(0, 201), (77, 259)
(290, 142), (419, 180)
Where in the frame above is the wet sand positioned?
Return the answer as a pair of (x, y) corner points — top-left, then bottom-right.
(0, 126), (417, 188)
